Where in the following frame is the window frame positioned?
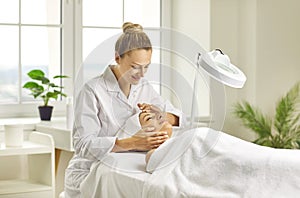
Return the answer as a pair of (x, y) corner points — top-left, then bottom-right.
(0, 0), (69, 118)
(75, 0), (163, 91)
(0, 0), (169, 118)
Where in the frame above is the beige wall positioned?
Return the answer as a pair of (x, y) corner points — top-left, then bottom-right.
(170, 0), (211, 50)
(166, 0), (211, 118)
(171, 0), (300, 140)
(256, 0), (300, 114)
(212, 0), (300, 140)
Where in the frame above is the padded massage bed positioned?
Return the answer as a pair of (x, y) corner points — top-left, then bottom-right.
(80, 152), (150, 197)
(80, 127), (300, 198)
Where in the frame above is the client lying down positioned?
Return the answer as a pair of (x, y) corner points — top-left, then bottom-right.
(138, 105), (300, 197)
(82, 104), (300, 197)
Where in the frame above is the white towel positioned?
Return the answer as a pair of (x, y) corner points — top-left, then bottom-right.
(143, 127), (300, 198)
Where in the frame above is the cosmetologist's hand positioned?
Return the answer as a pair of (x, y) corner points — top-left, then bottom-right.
(132, 127), (169, 151)
(138, 103), (165, 118)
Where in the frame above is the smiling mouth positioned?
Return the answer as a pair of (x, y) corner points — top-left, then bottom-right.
(132, 76), (140, 81)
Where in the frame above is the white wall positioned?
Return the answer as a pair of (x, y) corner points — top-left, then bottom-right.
(211, 0), (300, 140)
(171, 0), (300, 140)
(170, 0), (211, 50)
(256, 0), (300, 114)
(211, 0), (257, 140)
(167, 0), (211, 119)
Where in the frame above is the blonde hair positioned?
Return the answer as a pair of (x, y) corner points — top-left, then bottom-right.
(115, 22), (152, 57)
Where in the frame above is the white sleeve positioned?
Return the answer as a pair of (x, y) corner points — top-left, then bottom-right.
(116, 113), (141, 140)
(73, 85), (116, 161)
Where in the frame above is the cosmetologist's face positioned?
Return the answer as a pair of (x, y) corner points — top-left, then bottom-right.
(117, 49), (152, 85)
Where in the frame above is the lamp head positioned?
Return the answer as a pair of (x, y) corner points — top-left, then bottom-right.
(197, 49), (247, 88)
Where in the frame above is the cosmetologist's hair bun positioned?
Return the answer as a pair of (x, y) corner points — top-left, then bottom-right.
(122, 22), (143, 33)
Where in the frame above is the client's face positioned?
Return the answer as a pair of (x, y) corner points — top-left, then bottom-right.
(139, 111), (168, 131)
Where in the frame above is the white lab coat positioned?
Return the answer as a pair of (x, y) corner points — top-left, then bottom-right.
(64, 66), (184, 197)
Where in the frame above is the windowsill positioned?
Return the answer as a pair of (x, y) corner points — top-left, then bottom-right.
(0, 117), (66, 132)
(0, 117), (73, 151)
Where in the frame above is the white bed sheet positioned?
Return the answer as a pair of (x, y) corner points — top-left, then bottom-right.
(81, 128), (300, 198)
(80, 152), (150, 198)
(144, 128), (300, 198)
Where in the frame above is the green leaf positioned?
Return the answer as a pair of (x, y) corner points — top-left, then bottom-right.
(24, 82), (44, 99)
(41, 77), (50, 84)
(288, 114), (300, 134)
(27, 69), (45, 80)
(48, 83), (59, 88)
(46, 92), (58, 100)
(253, 137), (273, 147)
(31, 85), (44, 94)
(296, 140), (300, 148)
(233, 82), (300, 149)
(274, 83), (300, 135)
(23, 81), (39, 89)
(23, 69), (69, 106)
(233, 101), (272, 138)
(32, 92), (43, 99)
(60, 92), (67, 97)
(53, 75), (69, 79)
(53, 90), (67, 98)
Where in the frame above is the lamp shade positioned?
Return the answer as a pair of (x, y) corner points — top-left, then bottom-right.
(198, 49), (246, 88)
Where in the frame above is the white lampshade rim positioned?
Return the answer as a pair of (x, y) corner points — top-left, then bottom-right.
(199, 50), (247, 88)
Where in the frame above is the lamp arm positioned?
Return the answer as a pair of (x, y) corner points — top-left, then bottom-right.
(190, 52), (202, 128)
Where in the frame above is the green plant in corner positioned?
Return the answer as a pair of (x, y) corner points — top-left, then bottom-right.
(233, 82), (300, 149)
(23, 69), (69, 120)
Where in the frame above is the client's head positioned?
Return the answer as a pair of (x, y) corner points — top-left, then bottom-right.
(139, 111), (172, 136)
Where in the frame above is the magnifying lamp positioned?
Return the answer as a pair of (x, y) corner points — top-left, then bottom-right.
(198, 49), (246, 88)
(190, 49), (247, 127)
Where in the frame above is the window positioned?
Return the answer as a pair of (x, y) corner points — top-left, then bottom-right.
(0, 0), (62, 103)
(79, 0), (161, 93)
(0, 0), (63, 117)
(0, 0), (163, 117)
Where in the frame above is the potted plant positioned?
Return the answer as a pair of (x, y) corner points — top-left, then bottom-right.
(233, 82), (300, 149)
(23, 69), (69, 121)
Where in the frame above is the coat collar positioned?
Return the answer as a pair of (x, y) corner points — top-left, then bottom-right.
(103, 65), (119, 92)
